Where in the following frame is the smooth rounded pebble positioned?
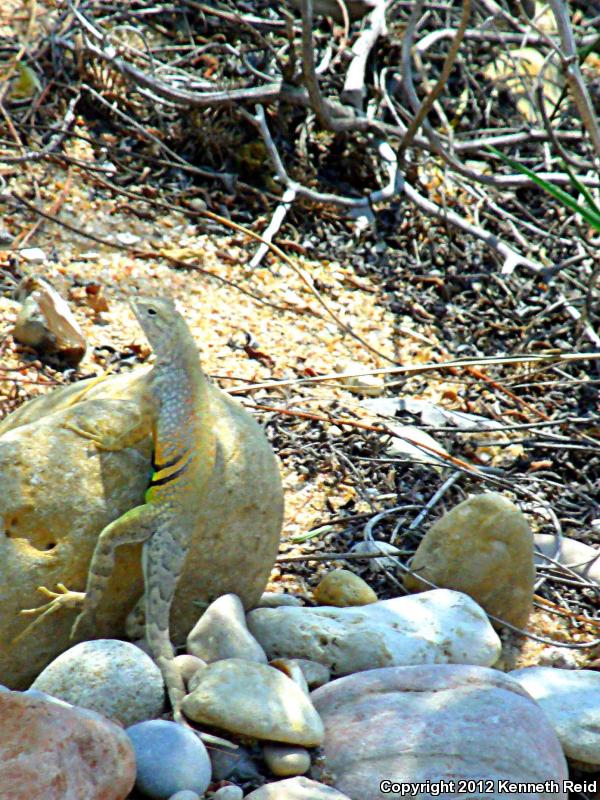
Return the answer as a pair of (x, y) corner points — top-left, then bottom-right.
(311, 665), (568, 800)
(509, 667), (600, 765)
(269, 659), (310, 694)
(245, 776), (352, 799)
(0, 689), (136, 799)
(263, 743), (311, 776)
(31, 639), (165, 727)
(174, 654), (207, 687)
(212, 786), (244, 800)
(350, 540), (400, 572)
(126, 720), (211, 799)
(336, 360), (384, 396)
(168, 792), (201, 800)
(257, 592), (304, 608)
(404, 492), (535, 628)
(182, 658), (324, 746)
(247, 589), (501, 676)
(313, 569), (377, 607)
(534, 533), (600, 586)
(187, 593), (267, 663)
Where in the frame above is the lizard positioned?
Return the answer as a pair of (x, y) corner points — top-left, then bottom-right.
(17, 297), (221, 738)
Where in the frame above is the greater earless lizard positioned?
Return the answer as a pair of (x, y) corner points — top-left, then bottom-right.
(18, 297), (220, 736)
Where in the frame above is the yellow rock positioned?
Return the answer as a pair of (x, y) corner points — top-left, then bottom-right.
(0, 367), (283, 688)
(314, 569), (377, 607)
(403, 492), (534, 629)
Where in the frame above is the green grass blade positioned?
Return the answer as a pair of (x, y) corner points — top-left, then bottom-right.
(561, 159), (600, 216)
(488, 146), (600, 232)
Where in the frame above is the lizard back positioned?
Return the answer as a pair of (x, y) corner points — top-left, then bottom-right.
(132, 297), (215, 520)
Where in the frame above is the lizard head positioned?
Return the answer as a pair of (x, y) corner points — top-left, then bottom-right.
(131, 296), (192, 361)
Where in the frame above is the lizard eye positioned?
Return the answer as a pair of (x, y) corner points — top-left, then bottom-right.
(147, 307), (157, 316)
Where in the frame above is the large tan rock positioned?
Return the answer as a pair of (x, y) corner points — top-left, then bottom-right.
(403, 492), (534, 628)
(0, 367), (283, 688)
(182, 658), (324, 746)
(0, 690), (136, 800)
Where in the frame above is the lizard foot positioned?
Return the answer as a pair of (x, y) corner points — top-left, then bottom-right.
(62, 421), (117, 451)
(14, 584), (86, 644)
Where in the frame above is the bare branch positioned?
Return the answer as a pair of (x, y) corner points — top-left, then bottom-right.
(342, 0), (387, 108)
(398, 0), (472, 161)
(546, 0), (600, 161)
(398, 175), (543, 275)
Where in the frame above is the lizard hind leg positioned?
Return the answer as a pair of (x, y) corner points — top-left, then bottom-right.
(141, 534), (238, 751)
(141, 528), (188, 719)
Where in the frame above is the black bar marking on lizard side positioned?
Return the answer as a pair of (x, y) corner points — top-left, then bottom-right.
(151, 451), (187, 472)
(150, 457), (191, 488)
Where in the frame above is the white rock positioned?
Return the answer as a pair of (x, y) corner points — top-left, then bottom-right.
(174, 654), (206, 688)
(335, 361), (384, 396)
(534, 533), (600, 585)
(385, 424), (449, 467)
(20, 247), (47, 263)
(350, 540), (401, 572)
(116, 232), (140, 245)
(212, 787), (244, 800)
(247, 589), (501, 676)
(257, 592), (304, 609)
(182, 658), (324, 746)
(187, 593), (267, 663)
(537, 647), (579, 669)
(509, 667), (600, 765)
(246, 777), (352, 799)
(31, 639), (164, 727)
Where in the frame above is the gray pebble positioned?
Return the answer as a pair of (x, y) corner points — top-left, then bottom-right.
(187, 593), (267, 664)
(263, 743), (311, 776)
(168, 792), (201, 800)
(212, 787), (244, 800)
(31, 639), (164, 727)
(256, 592), (303, 609)
(126, 719), (211, 799)
(174, 653), (206, 687)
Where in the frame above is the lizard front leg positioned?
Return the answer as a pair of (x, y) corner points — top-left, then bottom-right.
(14, 584), (86, 644)
(70, 504), (159, 641)
(63, 400), (152, 453)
